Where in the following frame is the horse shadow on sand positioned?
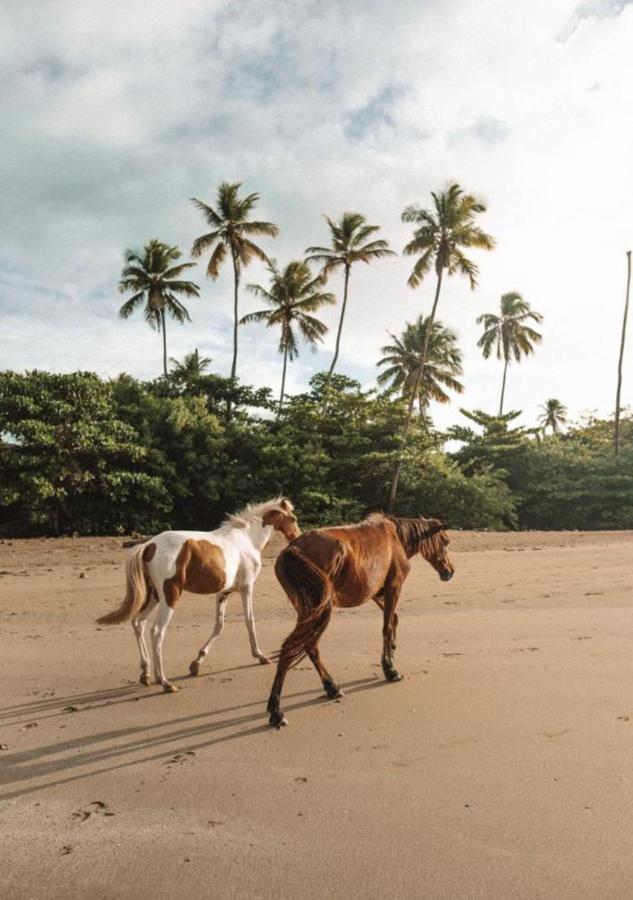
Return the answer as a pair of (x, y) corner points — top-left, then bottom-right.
(0, 675), (388, 802)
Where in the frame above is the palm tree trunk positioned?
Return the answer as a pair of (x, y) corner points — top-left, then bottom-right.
(231, 250), (240, 381)
(388, 267), (443, 512)
(225, 249), (240, 422)
(161, 309), (168, 378)
(277, 345), (289, 421)
(499, 358), (509, 416)
(615, 250), (632, 456)
(320, 263), (350, 411)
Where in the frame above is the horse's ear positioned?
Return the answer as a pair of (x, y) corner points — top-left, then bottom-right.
(428, 517), (446, 534)
(280, 498), (292, 511)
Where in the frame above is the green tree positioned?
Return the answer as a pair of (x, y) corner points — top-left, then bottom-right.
(449, 408), (538, 479)
(377, 315), (464, 423)
(170, 349), (212, 392)
(0, 371), (170, 535)
(388, 183), (495, 509)
(191, 182), (279, 383)
(305, 212), (394, 404)
(240, 260), (335, 418)
(118, 240), (199, 378)
(476, 292), (543, 415)
(538, 398), (567, 435)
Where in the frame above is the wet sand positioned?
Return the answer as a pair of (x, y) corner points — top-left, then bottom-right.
(2, 530), (633, 899)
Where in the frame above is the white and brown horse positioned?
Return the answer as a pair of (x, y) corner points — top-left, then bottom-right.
(98, 498), (300, 692)
(267, 513), (454, 727)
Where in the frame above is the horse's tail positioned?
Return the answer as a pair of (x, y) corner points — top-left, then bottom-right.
(274, 544), (337, 669)
(97, 543), (150, 625)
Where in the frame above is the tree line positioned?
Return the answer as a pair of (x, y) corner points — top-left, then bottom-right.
(0, 368), (631, 538)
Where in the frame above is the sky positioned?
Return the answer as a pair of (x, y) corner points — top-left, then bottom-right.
(1, 0), (633, 430)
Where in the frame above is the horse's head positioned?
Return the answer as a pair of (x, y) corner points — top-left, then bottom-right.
(262, 498), (301, 541)
(420, 518), (454, 582)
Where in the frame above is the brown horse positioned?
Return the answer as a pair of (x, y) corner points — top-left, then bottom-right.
(267, 513), (454, 728)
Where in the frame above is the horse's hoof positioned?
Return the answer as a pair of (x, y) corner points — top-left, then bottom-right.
(257, 656), (272, 665)
(189, 660), (201, 677)
(324, 683), (344, 700)
(139, 673), (151, 687)
(162, 682), (179, 694)
(386, 671), (404, 683)
(269, 711), (288, 728)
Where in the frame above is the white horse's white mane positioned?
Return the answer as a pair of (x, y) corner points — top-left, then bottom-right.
(223, 497), (293, 529)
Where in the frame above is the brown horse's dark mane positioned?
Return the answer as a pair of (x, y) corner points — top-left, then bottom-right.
(364, 512), (445, 560)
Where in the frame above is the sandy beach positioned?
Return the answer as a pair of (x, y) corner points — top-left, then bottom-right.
(2, 529), (633, 899)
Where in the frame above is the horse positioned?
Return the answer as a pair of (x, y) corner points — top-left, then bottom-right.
(266, 512), (454, 728)
(97, 498), (300, 693)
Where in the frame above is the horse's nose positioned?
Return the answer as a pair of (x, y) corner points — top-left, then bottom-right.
(440, 570), (453, 582)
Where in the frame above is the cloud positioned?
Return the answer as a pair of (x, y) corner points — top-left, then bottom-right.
(450, 116), (511, 146)
(1, 0), (633, 431)
(559, 0), (633, 39)
(345, 85), (411, 141)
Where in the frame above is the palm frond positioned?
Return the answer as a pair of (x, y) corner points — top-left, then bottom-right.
(406, 248), (434, 288)
(206, 241), (228, 279)
(190, 199), (223, 228)
(191, 229), (222, 259)
(240, 220), (280, 238)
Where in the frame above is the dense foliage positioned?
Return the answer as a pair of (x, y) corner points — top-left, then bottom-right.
(1, 370), (630, 537)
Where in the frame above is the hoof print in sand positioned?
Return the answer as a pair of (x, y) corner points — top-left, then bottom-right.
(165, 751), (196, 767)
(72, 800), (115, 822)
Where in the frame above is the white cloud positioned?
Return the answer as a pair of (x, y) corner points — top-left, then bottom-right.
(1, 0), (632, 430)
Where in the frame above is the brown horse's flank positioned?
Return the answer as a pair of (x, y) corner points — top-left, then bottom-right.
(267, 513), (454, 728)
(163, 540), (227, 609)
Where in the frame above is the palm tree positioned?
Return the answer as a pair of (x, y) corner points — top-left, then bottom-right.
(240, 260), (335, 418)
(615, 250), (631, 456)
(170, 349), (212, 391)
(538, 398), (567, 435)
(477, 292), (543, 415)
(305, 212), (395, 403)
(388, 183), (495, 510)
(190, 182), (279, 383)
(118, 240), (200, 378)
(377, 316), (464, 420)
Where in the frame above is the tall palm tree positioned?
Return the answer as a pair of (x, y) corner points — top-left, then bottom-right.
(305, 212), (395, 403)
(615, 250), (631, 456)
(190, 182), (279, 383)
(388, 183), (495, 510)
(538, 398), (567, 435)
(118, 239), (200, 378)
(377, 316), (464, 419)
(477, 292), (543, 415)
(240, 260), (335, 418)
(170, 349), (212, 391)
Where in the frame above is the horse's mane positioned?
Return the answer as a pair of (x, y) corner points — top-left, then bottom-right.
(366, 512), (445, 559)
(223, 497), (294, 529)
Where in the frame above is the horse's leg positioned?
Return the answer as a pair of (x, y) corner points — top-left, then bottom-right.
(189, 591), (229, 676)
(240, 581), (270, 664)
(306, 643), (343, 700)
(267, 613), (308, 728)
(266, 647), (292, 729)
(381, 588), (404, 682)
(151, 589), (178, 693)
(373, 596), (397, 652)
(132, 588), (158, 686)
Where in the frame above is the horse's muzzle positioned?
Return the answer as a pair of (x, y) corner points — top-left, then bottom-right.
(440, 570), (454, 582)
